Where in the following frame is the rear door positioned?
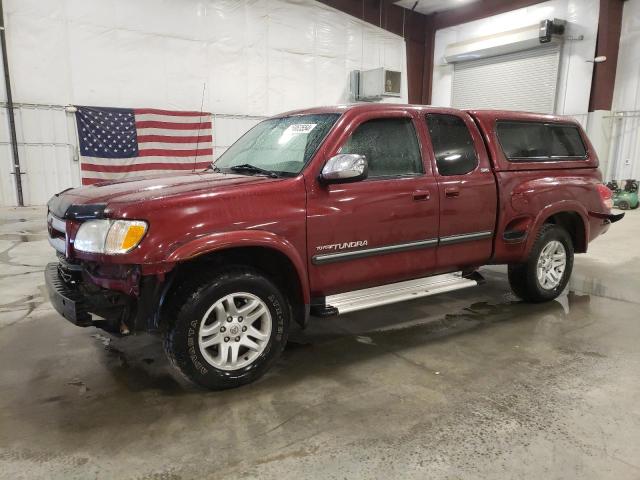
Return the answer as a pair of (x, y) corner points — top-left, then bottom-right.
(425, 113), (497, 269)
(305, 111), (440, 296)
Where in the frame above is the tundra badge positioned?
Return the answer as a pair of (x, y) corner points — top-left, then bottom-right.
(316, 240), (368, 252)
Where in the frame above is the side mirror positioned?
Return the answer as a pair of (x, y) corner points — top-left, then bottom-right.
(320, 154), (368, 184)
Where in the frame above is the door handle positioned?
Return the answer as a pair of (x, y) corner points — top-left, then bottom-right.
(413, 190), (430, 201)
(445, 187), (460, 198)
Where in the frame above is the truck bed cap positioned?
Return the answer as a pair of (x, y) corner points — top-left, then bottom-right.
(274, 104), (581, 126)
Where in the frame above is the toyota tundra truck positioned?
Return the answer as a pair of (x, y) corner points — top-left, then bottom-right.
(45, 104), (623, 389)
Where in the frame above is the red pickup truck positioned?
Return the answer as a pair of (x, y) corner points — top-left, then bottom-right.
(46, 104), (622, 389)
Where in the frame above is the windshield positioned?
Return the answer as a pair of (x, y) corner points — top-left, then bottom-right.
(214, 113), (340, 176)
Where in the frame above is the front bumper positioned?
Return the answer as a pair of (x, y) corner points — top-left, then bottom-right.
(45, 262), (128, 332)
(45, 262), (93, 326)
(45, 261), (167, 334)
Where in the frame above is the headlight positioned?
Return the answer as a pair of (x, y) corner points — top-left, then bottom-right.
(74, 220), (148, 254)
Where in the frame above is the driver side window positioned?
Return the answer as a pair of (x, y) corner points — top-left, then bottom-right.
(339, 118), (423, 178)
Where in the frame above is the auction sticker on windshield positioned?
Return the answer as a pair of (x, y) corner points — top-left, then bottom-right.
(286, 124), (316, 134)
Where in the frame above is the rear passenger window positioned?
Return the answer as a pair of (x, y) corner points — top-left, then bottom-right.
(339, 118), (423, 178)
(497, 121), (587, 160)
(426, 114), (478, 176)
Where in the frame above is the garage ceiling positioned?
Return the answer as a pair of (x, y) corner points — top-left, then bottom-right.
(394, 0), (478, 16)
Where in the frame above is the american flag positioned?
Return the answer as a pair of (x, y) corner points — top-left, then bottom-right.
(75, 106), (213, 185)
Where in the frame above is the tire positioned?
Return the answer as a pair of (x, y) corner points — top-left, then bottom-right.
(163, 266), (290, 390)
(617, 200), (630, 210)
(508, 224), (574, 303)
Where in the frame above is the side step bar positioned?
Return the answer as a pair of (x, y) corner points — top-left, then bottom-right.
(311, 271), (484, 317)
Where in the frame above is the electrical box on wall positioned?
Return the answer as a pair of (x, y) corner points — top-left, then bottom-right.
(539, 19), (565, 43)
(351, 68), (401, 101)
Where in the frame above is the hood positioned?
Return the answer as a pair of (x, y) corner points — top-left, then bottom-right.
(48, 172), (277, 219)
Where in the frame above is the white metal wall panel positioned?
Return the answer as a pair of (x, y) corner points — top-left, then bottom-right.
(452, 44), (561, 113)
(0, 105), (81, 206)
(211, 115), (265, 159)
(0, 0), (409, 206)
(608, 113), (640, 181)
(609, 1), (640, 180)
(612, 0), (640, 113)
(2, 0), (407, 114)
(0, 105), (267, 205)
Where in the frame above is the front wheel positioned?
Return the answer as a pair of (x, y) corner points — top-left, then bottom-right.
(164, 267), (290, 390)
(508, 224), (574, 302)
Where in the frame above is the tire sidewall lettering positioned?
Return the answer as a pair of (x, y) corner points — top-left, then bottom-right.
(269, 294), (285, 340)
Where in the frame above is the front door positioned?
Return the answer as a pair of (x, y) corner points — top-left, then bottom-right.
(425, 113), (497, 269)
(306, 113), (440, 296)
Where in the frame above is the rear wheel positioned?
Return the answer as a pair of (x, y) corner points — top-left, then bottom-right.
(617, 200), (630, 210)
(508, 224), (574, 302)
(164, 267), (290, 389)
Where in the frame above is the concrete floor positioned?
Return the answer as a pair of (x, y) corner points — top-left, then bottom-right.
(0, 207), (639, 480)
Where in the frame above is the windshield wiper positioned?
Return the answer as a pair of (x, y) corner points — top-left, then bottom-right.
(203, 164), (221, 172)
(229, 164), (280, 178)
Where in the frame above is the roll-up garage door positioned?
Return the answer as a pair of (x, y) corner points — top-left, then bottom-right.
(451, 44), (561, 114)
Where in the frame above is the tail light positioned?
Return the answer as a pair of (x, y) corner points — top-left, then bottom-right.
(596, 184), (614, 210)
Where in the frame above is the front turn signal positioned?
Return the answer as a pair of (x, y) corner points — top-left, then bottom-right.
(105, 220), (148, 254)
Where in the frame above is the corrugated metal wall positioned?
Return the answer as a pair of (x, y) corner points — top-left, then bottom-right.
(607, 112), (640, 181)
(0, 104), (80, 206)
(0, 104), (266, 206)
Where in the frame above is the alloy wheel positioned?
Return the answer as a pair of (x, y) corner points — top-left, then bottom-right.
(536, 240), (567, 290)
(197, 292), (272, 371)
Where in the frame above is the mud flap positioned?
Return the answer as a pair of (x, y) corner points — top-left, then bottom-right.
(589, 211), (625, 223)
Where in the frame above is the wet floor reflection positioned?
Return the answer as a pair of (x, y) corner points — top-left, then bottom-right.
(1, 207), (639, 480)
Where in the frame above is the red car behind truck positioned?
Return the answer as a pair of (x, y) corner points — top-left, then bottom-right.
(45, 104), (623, 389)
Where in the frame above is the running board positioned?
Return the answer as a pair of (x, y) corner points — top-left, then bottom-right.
(311, 272), (483, 317)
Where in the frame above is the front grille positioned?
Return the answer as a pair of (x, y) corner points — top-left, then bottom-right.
(47, 213), (67, 255)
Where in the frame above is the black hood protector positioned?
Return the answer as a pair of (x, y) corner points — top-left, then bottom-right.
(48, 190), (107, 220)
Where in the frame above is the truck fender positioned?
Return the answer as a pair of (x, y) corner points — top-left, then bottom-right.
(165, 230), (310, 305)
(524, 200), (589, 256)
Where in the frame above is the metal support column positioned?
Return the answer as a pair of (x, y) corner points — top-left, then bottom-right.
(0, 0), (24, 206)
